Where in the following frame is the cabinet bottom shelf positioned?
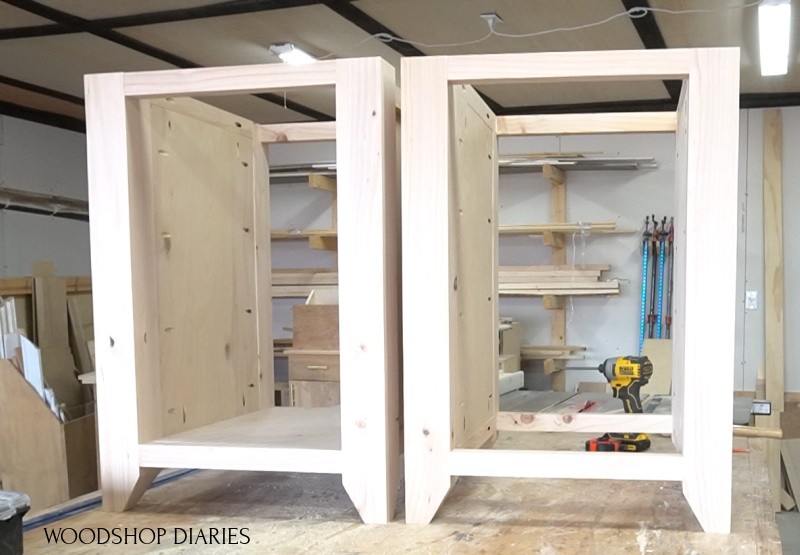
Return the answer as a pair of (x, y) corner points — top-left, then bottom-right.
(138, 406), (342, 474)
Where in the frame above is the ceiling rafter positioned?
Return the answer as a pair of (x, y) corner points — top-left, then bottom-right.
(0, 74), (83, 105)
(1, 0), (333, 120)
(0, 98), (84, 132)
(0, 0), (344, 40)
(619, 0), (681, 100)
(320, 0), (425, 57)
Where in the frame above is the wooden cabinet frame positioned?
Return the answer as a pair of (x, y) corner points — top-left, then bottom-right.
(84, 58), (400, 523)
(401, 49), (739, 532)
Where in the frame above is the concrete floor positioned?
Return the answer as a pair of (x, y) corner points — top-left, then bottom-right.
(22, 437), (781, 554)
(777, 511), (800, 553)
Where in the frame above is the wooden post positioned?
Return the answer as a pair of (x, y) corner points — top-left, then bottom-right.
(545, 164), (567, 391)
(337, 57), (401, 524)
(401, 57), (454, 524)
(85, 73), (160, 510)
(762, 108), (784, 510)
(671, 49), (739, 533)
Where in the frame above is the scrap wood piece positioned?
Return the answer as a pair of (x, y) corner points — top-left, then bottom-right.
(67, 296), (94, 374)
(308, 173), (336, 192)
(33, 275), (82, 408)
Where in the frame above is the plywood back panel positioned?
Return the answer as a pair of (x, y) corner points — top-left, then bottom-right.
(126, 97), (164, 443)
(449, 85), (498, 449)
(144, 98), (260, 436)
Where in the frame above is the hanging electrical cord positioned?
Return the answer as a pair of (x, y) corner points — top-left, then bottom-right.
(321, 2), (761, 58)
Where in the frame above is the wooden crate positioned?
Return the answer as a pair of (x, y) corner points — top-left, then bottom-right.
(84, 58), (400, 523)
(0, 360), (97, 513)
(401, 49), (739, 532)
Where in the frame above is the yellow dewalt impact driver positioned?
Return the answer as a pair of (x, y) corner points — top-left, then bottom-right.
(585, 356), (653, 452)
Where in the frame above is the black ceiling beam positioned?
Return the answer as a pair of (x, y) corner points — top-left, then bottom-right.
(497, 98), (678, 116)
(0, 74), (84, 105)
(496, 91), (800, 117)
(2, 0), (200, 67)
(1, 0), (341, 40)
(0, 99), (85, 132)
(0, 204), (88, 221)
(1, 0), (332, 120)
(740, 92), (800, 109)
(320, 0), (507, 112)
(321, 0), (425, 57)
(619, 0), (681, 101)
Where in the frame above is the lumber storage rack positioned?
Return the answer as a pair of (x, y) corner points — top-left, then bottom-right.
(84, 58), (400, 523)
(401, 48), (739, 533)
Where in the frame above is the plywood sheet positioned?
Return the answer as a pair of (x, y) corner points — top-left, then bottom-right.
(148, 99), (259, 435)
(450, 84), (497, 449)
(641, 338), (672, 395)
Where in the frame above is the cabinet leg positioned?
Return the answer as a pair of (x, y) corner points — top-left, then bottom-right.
(101, 466), (159, 512)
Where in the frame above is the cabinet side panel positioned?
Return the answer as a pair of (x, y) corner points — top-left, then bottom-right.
(679, 48), (739, 534)
(148, 100), (259, 436)
(450, 85), (498, 449)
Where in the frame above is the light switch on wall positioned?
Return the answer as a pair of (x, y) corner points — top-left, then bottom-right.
(745, 290), (758, 310)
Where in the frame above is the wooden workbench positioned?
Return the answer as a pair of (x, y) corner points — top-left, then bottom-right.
(24, 434), (779, 553)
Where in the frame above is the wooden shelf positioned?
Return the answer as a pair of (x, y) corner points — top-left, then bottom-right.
(139, 406), (342, 473)
(271, 229), (337, 251)
(499, 282), (619, 296)
(521, 344), (586, 360)
(499, 222), (636, 235)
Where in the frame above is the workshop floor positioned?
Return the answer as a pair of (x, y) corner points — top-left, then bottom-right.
(777, 511), (800, 553)
(22, 437), (780, 554)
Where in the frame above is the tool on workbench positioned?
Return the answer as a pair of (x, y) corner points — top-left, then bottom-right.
(585, 356), (653, 453)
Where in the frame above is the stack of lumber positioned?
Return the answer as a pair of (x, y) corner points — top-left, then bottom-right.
(0, 263), (95, 419)
(499, 222), (621, 235)
(498, 264), (619, 296)
(272, 268), (338, 298)
(271, 265), (618, 299)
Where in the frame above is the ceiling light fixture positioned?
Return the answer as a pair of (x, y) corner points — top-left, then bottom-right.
(758, 0), (792, 76)
(269, 42), (316, 65)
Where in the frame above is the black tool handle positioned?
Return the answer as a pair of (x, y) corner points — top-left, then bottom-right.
(617, 383), (643, 413)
